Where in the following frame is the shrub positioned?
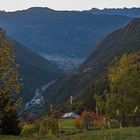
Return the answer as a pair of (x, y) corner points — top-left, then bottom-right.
(38, 117), (59, 136)
(74, 118), (84, 129)
(110, 119), (120, 128)
(48, 129), (53, 137)
(21, 124), (37, 136)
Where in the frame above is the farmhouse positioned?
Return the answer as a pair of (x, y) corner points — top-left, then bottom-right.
(62, 112), (80, 119)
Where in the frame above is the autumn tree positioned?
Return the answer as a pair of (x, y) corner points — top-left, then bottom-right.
(106, 53), (140, 126)
(0, 29), (21, 135)
(74, 110), (104, 130)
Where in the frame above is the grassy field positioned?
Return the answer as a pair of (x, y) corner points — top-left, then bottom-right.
(59, 119), (77, 131)
(69, 127), (140, 140)
(0, 127), (140, 140)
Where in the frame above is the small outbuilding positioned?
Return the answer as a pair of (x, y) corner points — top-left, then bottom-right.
(62, 112), (80, 119)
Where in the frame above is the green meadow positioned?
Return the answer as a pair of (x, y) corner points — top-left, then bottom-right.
(1, 127), (140, 140)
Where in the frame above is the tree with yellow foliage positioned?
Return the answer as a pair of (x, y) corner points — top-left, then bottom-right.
(0, 29), (21, 135)
(106, 53), (140, 126)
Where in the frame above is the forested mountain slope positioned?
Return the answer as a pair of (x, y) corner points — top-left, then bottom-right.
(42, 18), (140, 113)
(14, 41), (61, 103)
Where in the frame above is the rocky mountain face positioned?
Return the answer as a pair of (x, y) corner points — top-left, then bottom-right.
(0, 7), (131, 70)
(19, 79), (57, 117)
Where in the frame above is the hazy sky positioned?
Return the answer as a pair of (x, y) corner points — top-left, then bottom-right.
(0, 0), (140, 11)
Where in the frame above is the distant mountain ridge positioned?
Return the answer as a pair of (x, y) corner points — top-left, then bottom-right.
(90, 7), (140, 17)
(0, 7), (132, 70)
(41, 18), (140, 114)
